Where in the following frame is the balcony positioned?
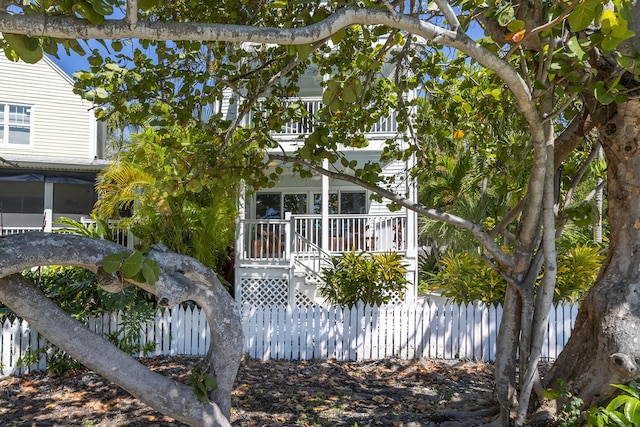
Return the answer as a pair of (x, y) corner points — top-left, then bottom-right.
(237, 213), (407, 266)
(250, 98), (399, 137)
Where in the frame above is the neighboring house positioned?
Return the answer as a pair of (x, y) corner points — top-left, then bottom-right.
(231, 68), (420, 307)
(0, 52), (107, 234)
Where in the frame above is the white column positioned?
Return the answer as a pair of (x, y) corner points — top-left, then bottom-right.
(321, 159), (329, 253)
(234, 183), (246, 302)
(43, 182), (54, 232)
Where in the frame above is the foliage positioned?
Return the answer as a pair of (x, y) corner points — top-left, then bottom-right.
(54, 215), (114, 241)
(102, 250), (160, 285)
(187, 365), (219, 404)
(417, 250), (439, 296)
(93, 126), (238, 272)
(554, 243), (605, 303)
(586, 381), (640, 426)
(426, 250), (506, 305)
(319, 251), (409, 307)
(544, 380), (584, 427)
(21, 266), (156, 346)
(427, 241), (604, 305)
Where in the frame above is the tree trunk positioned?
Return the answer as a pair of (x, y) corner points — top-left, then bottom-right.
(546, 100), (640, 408)
(0, 233), (244, 427)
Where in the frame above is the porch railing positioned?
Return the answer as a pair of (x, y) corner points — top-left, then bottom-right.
(252, 98), (399, 136)
(239, 214), (407, 263)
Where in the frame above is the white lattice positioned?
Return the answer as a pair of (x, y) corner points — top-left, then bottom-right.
(295, 291), (318, 307)
(240, 277), (288, 306)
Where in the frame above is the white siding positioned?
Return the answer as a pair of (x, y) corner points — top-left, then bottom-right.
(0, 54), (95, 160)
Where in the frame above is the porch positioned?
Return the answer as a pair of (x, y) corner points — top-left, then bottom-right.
(234, 213), (417, 307)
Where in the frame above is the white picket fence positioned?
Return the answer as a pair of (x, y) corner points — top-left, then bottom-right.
(1, 301), (579, 377)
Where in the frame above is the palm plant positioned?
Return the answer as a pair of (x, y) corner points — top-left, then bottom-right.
(94, 126), (238, 271)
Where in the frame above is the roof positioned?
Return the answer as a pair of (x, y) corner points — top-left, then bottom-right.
(0, 154), (110, 173)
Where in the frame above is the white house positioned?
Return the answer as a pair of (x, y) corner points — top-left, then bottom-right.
(230, 67), (420, 307)
(0, 49), (418, 308)
(0, 52), (107, 234)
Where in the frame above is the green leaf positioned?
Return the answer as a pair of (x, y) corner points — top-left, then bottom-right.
(138, 0), (161, 9)
(204, 375), (218, 390)
(612, 383), (640, 399)
(121, 250), (144, 278)
(141, 258), (160, 285)
(593, 81), (615, 104)
(506, 19), (525, 32)
(102, 252), (129, 274)
(496, 5), (514, 26)
(2, 33), (43, 64)
(72, 1), (105, 25)
(295, 43), (312, 60)
(567, 36), (587, 61)
(87, 0), (114, 16)
(331, 30), (347, 45)
(343, 84), (357, 103)
(568, 0), (601, 32)
(624, 397), (640, 422)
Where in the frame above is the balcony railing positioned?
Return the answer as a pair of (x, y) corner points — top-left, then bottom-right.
(238, 213), (407, 263)
(251, 98), (399, 136)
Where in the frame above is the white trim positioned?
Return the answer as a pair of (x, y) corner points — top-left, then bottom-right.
(0, 102), (34, 148)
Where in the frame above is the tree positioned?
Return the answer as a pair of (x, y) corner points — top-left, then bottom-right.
(1, 0), (640, 425)
(0, 234), (242, 426)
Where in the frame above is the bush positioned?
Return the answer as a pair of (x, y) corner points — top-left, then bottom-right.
(586, 381), (640, 426)
(426, 243), (604, 305)
(319, 250), (409, 307)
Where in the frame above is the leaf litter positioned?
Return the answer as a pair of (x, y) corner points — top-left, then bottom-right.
(0, 355), (512, 426)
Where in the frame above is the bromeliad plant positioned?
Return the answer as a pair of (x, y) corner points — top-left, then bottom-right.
(319, 250), (409, 307)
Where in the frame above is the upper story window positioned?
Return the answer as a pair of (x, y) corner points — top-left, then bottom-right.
(0, 103), (33, 146)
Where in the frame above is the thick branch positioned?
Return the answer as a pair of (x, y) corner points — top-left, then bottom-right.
(0, 273), (230, 427)
(0, 232), (243, 426)
(0, 6), (538, 136)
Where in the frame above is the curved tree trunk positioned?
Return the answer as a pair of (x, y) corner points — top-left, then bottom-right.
(546, 100), (640, 407)
(0, 233), (243, 427)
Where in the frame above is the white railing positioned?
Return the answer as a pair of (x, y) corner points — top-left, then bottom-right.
(240, 219), (289, 262)
(293, 214), (407, 252)
(253, 98), (399, 136)
(1, 302), (579, 376)
(238, 214), (407, 264)
(1, 218), (135, 249)
(0, 226), (44, 236)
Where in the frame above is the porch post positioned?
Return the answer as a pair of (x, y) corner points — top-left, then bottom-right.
(321, 159), (329, 253)
(234, 183), (246, 303)
(43, 182), (54, 232)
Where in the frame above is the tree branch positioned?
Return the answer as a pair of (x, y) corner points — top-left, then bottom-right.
(0, 232), (243, 426)
(269, 153), (516, 271)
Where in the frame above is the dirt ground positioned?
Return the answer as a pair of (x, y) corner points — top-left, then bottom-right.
(0, 355), (504, 427)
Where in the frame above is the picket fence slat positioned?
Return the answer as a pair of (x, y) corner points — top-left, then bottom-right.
(1, 302), (580, 376)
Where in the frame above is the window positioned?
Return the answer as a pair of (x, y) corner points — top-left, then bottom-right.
(0, 103), (33, 146)
(0, 182), (44, 213)
(53, 183), (98, 215)
(340, 192), (367, 214)
(256, 192), (309, 218)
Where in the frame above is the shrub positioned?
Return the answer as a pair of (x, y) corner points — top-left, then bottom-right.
(586, 381), (640, 426)
(319, 250), (409, 307)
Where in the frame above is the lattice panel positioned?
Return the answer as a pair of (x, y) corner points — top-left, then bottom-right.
(240, 277), (288, 306)
(295, 291), (318, 308)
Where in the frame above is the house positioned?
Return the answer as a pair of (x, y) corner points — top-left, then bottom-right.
(231, 68), (419, 307)
(0, 52), (107, 235)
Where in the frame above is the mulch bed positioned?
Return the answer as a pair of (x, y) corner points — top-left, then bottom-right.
(0, 356), (499, 426)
